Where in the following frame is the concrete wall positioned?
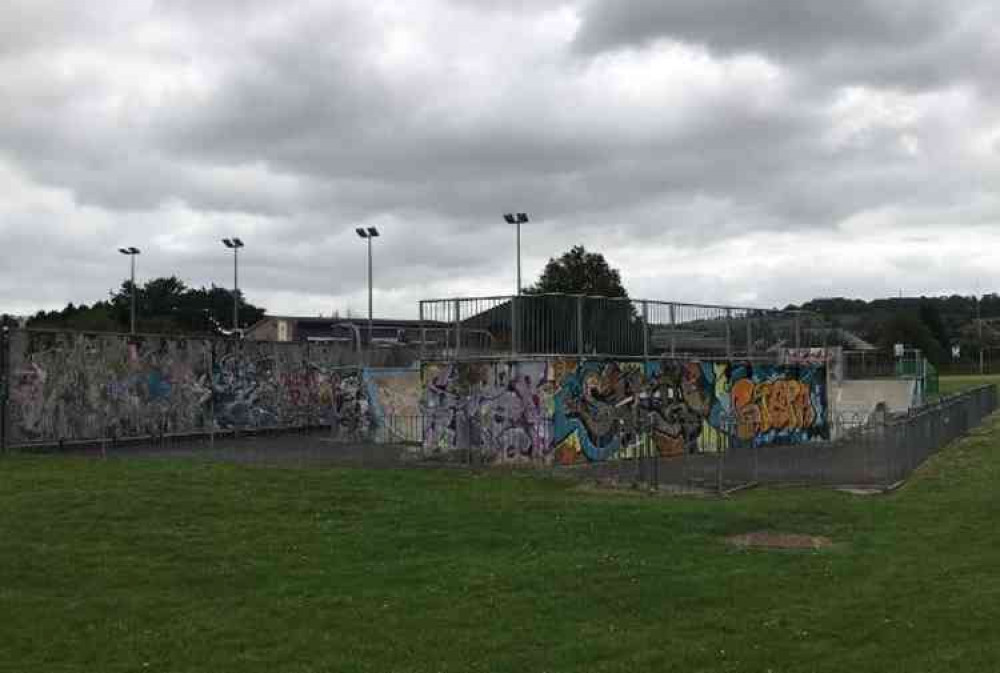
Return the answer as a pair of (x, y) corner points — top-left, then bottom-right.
(420, 358), (829, 465)
(2, 330), (419, 446)
(366, 367), (423, 442)
(3, 329), (839, 461)
(833, 379), (920, 420)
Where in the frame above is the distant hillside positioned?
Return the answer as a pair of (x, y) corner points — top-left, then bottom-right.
(785, 294), (1000, 365)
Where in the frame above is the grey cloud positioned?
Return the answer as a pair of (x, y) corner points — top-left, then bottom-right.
(576, 0), (996, 91)
(2, 0), (999, 319)
(577, 0), (946, 57)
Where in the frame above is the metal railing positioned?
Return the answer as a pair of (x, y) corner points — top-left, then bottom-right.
(842, 348), (926, 380)
(418, 294), (829, 360)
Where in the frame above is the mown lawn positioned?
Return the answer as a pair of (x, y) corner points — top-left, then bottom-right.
(2, 414), (1000, 672)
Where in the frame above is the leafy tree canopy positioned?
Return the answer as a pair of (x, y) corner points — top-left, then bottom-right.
(525, 245), (629, 298)
(26, 276), (266, 336)
(788, 293), (1000, 364)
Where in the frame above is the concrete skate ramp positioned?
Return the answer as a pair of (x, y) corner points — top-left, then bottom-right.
(835, 379), (918, 420)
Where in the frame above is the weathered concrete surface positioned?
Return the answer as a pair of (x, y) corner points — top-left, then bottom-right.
(834, 379), (918, 420)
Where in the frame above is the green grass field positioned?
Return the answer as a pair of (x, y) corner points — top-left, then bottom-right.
(2, 391), (999, 671)
(938, 373), (1000, 397)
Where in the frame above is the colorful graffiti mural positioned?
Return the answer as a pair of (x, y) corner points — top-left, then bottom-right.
(424, 358), (828, 464)
(421, 361), (555, 462)
(552, 360), (828, 463)
(3, 331), (400, 445)
(367, 369), (421, 442)
(5, 328), (827, 461)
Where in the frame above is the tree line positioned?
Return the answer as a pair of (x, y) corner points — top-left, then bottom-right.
(8, 277), (265, 336)
(790, 295), (1000, 365)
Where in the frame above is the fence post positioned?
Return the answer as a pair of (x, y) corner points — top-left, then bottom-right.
(669, 303), (676, 357)
(642, 301), (650, 360)
(209, 342), (216, 449)
(419, 301), (426, 362)
(454, 299), (462, 360)
(0, 326), (9, 454)
(725, 309), (733, 359)
(716, 431), (724, 495)
(511, 296), (518, 356)
(577, 295), (584, 356)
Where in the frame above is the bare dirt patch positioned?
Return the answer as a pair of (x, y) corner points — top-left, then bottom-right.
(726, 531), (833, 550)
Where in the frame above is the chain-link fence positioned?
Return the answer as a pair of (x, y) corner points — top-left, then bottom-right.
(554, 384), (997, 493)
(398, 384), (996, 492)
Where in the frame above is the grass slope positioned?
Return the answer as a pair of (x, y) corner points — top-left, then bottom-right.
(938, 373), (1000, 397)
(2, 415), (1000, 672)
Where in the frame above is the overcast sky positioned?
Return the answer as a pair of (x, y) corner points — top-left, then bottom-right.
(2, 0), (999, 318)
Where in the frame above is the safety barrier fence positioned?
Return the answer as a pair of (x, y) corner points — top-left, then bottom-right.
(552, 384), (997, 492)
(391, 384), (996, 492)
(4, 324), (993, 494)
(418, 294), (828, 360)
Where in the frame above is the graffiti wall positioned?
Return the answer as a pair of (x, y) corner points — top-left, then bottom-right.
(421, 358), (829, 465)
(421, 361), (556, 463)
(7, 331), (214, 443)
(2, 330), (419, 446)
(367, 368), (422, 442)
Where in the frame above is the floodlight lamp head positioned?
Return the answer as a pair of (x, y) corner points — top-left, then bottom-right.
(367, 227), (379, 237)
(516, 213), (529, 223)
(119, 248), (129, 255)
(222, 238), (233, 248)
(503, 213), (515, 224)
(355, 227), (367, 238)
(232, 238), (244, 248)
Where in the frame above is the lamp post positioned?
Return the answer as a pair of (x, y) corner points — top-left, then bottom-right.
(503, 212), (529, 294)
(355, 227), (380, 355)
(222, 238), (245, 333)
(977, 293), (984, 375)
(118, 247), (141, 334)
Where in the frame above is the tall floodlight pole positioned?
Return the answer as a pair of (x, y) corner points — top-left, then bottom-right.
(222, 238), (245, 332)
(118, 247), (141, 334)
(503, 213), (529, 294)
(355, 227), (380, 356)
(977, 292), (984, 375)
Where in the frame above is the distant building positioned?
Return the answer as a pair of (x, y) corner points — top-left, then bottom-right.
(244, 316), (438, 348)
(244, 315), (448, 368)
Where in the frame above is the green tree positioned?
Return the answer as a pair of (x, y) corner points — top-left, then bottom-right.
(880, 311), (948, 365)
(919, 301), (950, 352)
(27, 277), (266, 336)
(526, 245), (629, 298)
(520, 246), (639, 354)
